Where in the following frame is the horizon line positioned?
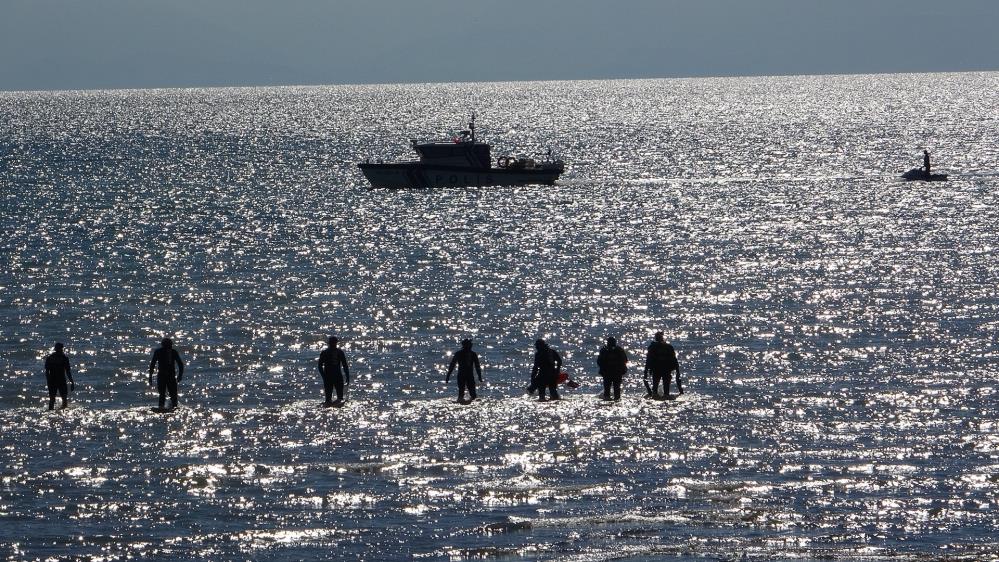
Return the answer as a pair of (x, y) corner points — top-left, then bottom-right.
(2, 67), (997, 96)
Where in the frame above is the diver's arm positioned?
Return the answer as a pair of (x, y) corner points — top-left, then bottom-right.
(446, 354), (457, 382)
(175, 351), (185, 382)
(554, 351), (563, 372)
(340, 350), (350, 384)
(669, 347), (682, 392)
(474, 353), (482, 382)
(148, 352), (157, 386)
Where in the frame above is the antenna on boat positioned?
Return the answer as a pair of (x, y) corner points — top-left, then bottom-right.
(469, 112), (476, 143)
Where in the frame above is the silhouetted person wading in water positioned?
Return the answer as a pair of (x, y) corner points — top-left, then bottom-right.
(149, 338), (184, 410)
(44, 342), (74, 410)
(924, 149), (931, 177)
(597, 337), (628, 400)
(644, 331), (683, 397)
(318, 336), (350, 405)
(446, 339), (483, 402)
(530, 339), (563, 401)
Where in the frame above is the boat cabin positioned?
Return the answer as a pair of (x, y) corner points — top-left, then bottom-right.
(411, 140), (491, 169)
(407, 115), (491, 169)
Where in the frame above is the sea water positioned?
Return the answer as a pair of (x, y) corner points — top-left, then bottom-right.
(1, 73), (998, 560)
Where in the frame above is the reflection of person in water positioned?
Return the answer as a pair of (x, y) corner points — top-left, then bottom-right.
(597, 337), (628, 400)
(149, 338), (185, 410)
(644, 331), (683, 397)
(318, 336), (350, 405)
(446, 339), (482, 402)
(530, 339), (563, 401)
(923, 149), (931, 176)
(44, 342), (74, 410)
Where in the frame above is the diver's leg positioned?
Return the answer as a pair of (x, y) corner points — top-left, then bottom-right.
(613, 375), (621, 400)
(59, 382), (68, 408)
(458, 376), (467, 400)
(602, 376), (611, 400)
(549, 381), (559, 400)
(334, 375), (344, 402)
(322, 375), (333, 404)
(467, 377), (477, 400)
(157, 375), (167, 409)
(652, 372), (663, 396)
(48, 381), (57, 410)
(167, 374), (178, 408)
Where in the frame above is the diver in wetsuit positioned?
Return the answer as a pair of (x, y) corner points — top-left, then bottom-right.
(924, 149), (931, 177)
(644, 331), (683, 397)
(317, 336), (350, 405)
(149, 338), (184, 410)
(597, 337), (628, 400)
(530, 339), (563, 401)
(446, 339), (482, 402)
(44, 342), (74, 410)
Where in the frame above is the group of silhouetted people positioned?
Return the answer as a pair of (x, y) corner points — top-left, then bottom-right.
(41, 338), (185, 411)
(442, 331), (683, 403)
(597, 332), (683, 400)
(39, 331), (683, 410)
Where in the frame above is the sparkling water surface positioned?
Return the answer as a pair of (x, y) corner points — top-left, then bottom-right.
(2, 73), (999, 560)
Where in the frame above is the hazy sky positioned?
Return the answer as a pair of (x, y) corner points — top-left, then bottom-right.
(2, 0), (998, 91)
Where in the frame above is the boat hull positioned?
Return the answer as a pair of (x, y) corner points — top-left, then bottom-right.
(358, 163), (563, 189)
(901, 168), (948, 182)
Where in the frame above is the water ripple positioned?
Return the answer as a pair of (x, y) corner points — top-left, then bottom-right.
(2, 73), (999, 560)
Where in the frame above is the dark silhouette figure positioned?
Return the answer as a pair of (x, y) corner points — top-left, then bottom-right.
(530, 339), (563, 401)
(446, 339), (483, 402)
(902, 149), (947, 182)
(644, 331), (683, 397)
(149, 338), (184, 410)
(44, 342), (74, 410)
(317, 336), (350, 405)
(597, 337), (628, 400)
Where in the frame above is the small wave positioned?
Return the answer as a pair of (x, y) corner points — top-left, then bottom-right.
(504, 511), (690, 531)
